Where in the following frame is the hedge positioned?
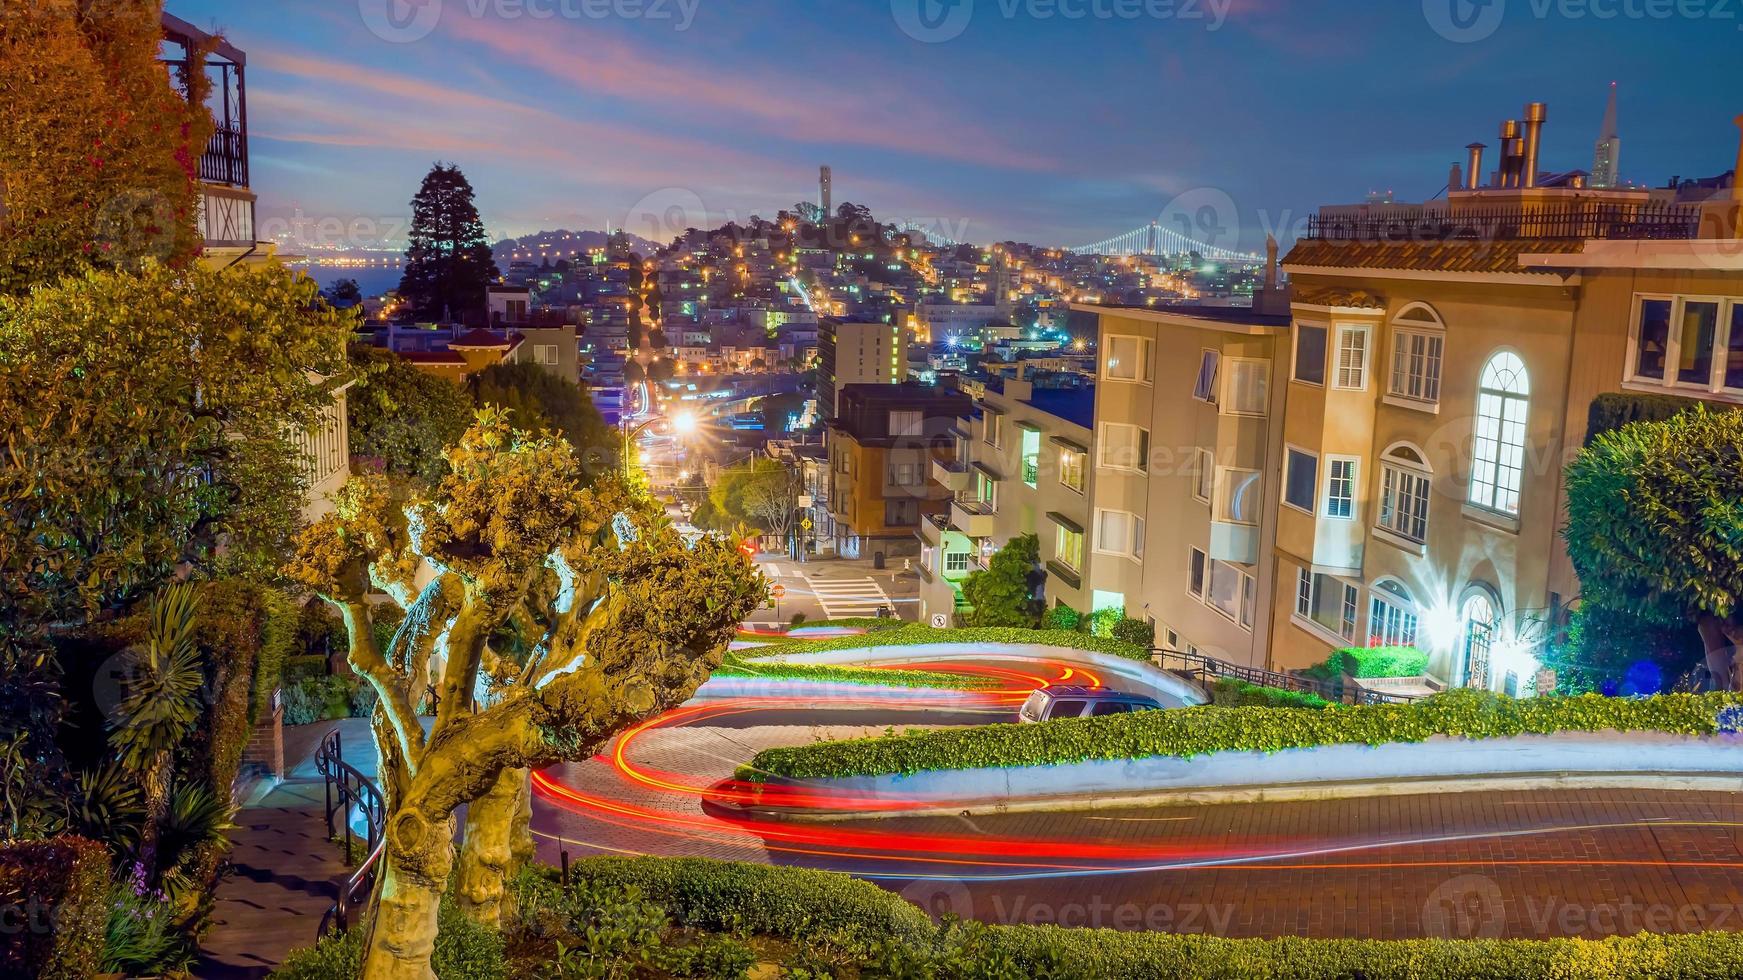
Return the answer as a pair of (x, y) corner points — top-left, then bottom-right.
(742, 689), (1743, 783)
(274, 855), (1743, 978)
(1209, 678), (1330, 710)
(715, 655), (998, 691)
(1304, 646), (1429, 680)
(741, 624), (1152, 664)
(0, 836), (109, 980)
(1585, 391), (1731, 446)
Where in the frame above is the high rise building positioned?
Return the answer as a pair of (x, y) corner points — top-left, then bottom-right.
(817, 317), (910, 418)
(820, 165), (833, 217)
(1591, 82), (1621, 189)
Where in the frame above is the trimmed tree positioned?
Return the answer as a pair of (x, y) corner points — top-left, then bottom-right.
(347, 346), (474, 486)
(397, 164), (498, 322)
(1564, 408), (1743, 690)
(959, 534), (1043, 629)
(470, 361), (619, 477)
(286, 412), (763, 980)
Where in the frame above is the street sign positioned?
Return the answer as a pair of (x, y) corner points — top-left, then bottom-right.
(930, 613), (949, 628)
(800, 518), (814, 531)
(771, 584), (787, 599)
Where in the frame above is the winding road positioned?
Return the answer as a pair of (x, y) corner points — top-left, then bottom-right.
(528, 648), (1743, 942)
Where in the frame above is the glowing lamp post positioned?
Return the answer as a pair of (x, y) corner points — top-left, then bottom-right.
(621, 410), (697, 481)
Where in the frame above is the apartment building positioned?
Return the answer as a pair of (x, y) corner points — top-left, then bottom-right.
(1073, 305), (1291, 666)
(916, 374), (1096, 626)
(818, 318), (912, 418)
(827, 383), (971, 561)
(1267, 103), (1743, 697)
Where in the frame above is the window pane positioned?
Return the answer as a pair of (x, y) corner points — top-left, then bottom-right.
(1678, 301), (1720, 385)
(1228, 360), (1270, 415)
(1221, 470), (1263, 524)
(1285, 450), (1318, 512)
(1189, 549), (1206, 597)
(1729, 304), (1743, 391)
(1295, 325), (1328, 385)
(1326, 458), (1356, 518)
(1337, 327), (1368, 388)
(1635, 299), (1673, 382)
(1194, 351), (1220, 401)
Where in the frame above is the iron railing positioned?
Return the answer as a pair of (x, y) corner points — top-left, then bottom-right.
(316, 729), (386, 936)
(1304, 203), (1702, 243)
(201, 124), (249, 187)
(1153, 648), (1422, 706)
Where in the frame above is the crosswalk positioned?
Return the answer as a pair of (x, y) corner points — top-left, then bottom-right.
(804, 575), (890, 619)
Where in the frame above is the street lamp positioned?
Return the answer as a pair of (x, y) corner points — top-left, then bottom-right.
(621, 410), (698, 480)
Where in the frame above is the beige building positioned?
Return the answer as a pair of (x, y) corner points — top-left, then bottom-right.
(1073, 305), (1292, 665)
(1266, 105), (1743, 696)
(818, 318), (912, 418)
(917, 374), (1096, 626)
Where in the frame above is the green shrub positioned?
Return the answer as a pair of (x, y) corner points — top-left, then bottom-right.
(272, 898), (505, 979)
(1585, 390), (1728, 446)
(1042, 605), (1083, 632)
(715, 655), (997, 690)
(1210, 678), (1331, 710)
(1085, 605), (1123, 638)
(1305, 646), (1429, 680)
(743, 689), (1743, 782)
(0, 837), (109, 980)
(102, 877), (196, 976)
(284, 655), (329, 683)
(280, 678), (327, 727)
(1110, 616), (1154, 648)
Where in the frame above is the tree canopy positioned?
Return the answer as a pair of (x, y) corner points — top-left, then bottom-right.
(0, 0), (215, 297)
(696, 457), (799, 539)
(1564, 407), (1743, 690)
(397, 163), (499, 322)
(470, 361), (619, 477)
(959, 534), (1043, 629)
(347, 346), (475, 486)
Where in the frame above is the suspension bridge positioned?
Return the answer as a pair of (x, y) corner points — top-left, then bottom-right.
(893, 221), (963, 248)
(1068, 220), (1267, 263)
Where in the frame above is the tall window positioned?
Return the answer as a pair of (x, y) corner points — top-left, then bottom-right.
(1390, 331), (1444, 404)
(1224, 359), (1270, 416)
(1105, 335), (1154, 383)
(1218, 468), (1263, 525)
(1059, 446), (1086, 494)
(1369, 580), (1420, 649)
(890, 410), (924, 436)
(1020, 427), (1042, 488)
(985, 413), (1004, 448)
(1098, 423), (1150, 473)
(1294, 324), (1328, 385)
(1284, 448), (1318, 514)
(1378, 446), (1431, 544)
(1325, 456), (1358, 519)
(1054, 522), (1085, 572)
(1096, 509), (1143, 560)
(1192, 448), (1214, 503)
(1470, 352), (1530, 516)
(1335, 325), (1371, 389)
(1207, 559), (1253, 629)
(1193, 350), (1221, 403)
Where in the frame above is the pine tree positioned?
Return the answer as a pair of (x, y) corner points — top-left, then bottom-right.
(397, 163), (499, 322)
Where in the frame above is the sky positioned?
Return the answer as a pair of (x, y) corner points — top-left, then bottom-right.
(170, 0), (1743, 253)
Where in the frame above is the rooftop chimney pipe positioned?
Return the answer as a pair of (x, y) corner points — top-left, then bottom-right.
(1522, 102), (1547, 189)
(1732, 114), (1743, 206)
(1499, 120), (1523, 187)
(1465, 143), (1487, 190)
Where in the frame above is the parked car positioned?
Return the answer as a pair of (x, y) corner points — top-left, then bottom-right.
(1018, 686), (1162, 723)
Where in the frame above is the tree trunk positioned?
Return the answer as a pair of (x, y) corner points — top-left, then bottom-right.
(1698, 616), (1736, 692)
(1724, 621), (1743, 694)
(137, 748), (171, 879)
(455, 767), (525, 928)
(510, 769), (536, 870)
(361, 809), (454, 980)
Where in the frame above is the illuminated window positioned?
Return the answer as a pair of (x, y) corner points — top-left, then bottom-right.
(1054, 522), (1085, 573)
(1335, 325), (1370, 389)
(1469, 352), (1530, 516)
(1020, 427), (1041, 488)
(1059, 446), (1087, 494)
(1378, 446), (1432, 544)
(1105, 335), (1154, 383)
(1630, 295), (1743, 393)
(1368, 580), (1420, 649)
(1325, 456), (1359, 519)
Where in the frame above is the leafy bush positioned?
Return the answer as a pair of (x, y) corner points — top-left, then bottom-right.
(744, 689), (1743, 782)
(102, 873), (196, 976)
(273, 898), (505, 979)
(1585, 391), (1725, 446)
(1304, 646), (1429, 680)
(1210, 678), (1331, 710)
(1042, 604), (1083, 632)
(281, 673), (374, 727)
(0, 837), (109, 980)
(1111, 616), (1154, 648)
(715, 655), (997, 690)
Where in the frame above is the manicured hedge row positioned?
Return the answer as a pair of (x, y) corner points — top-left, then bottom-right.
(1304, 646), (1429, 680)
(742, 624), (1152, 663)
(0, 836), (109, 980)
(715, 655), (997, 690)
(1209, 678), (1330, 710)
(743, 689), (1743, 782)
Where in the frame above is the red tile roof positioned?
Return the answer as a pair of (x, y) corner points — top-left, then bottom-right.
(449, 328), (512, 349)
(1292, 285), (1388, 310)
(1283, 238), (1585, 274)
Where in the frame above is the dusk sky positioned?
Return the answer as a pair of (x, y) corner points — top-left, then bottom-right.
(172, 0), (1742, 252)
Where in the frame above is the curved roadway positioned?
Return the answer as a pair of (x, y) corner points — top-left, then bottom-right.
(529, 652), (1743, 942)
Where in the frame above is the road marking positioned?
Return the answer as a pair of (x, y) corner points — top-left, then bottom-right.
(807, 576), (890, 618)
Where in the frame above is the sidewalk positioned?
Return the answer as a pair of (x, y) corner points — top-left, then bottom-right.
(194, 718), (372, 979)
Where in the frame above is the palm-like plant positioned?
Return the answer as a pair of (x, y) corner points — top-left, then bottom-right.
(109, 583), (205, 878)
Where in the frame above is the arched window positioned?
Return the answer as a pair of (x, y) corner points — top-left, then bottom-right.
(1368, 579), (1420, 649)
(1459, 591), (1498, 689)
(1470, 352), (1531, 515)
(1377, 443), (1432, 544)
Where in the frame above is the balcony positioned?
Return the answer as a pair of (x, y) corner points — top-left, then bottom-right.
(950, 499), (998, 538)
(1209, 521), (1259, 565)
(931, 458), (972, 493)
(919, 512), (948, 546)
(1304, 203), (1701, 243)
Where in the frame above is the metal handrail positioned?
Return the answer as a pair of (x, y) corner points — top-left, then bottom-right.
(1153, 648), (1423, 706)
(315, 729), (387, 935)
(1304, 203), (1701, 243)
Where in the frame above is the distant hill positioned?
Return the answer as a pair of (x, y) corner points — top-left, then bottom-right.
(493, 229), (660, 267)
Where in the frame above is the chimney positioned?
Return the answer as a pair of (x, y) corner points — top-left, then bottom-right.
(1499, 120), (1523, 187)
(1522, 102), (1547, 189)
(1731, 114), (1743, 238)
(1465, 143), (1487, 189)
(1449, 162), (1463, 194)
(1263, 234), (1278, 292)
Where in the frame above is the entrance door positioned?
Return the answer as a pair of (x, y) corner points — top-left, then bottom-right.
(1461, 594), (1496, 690)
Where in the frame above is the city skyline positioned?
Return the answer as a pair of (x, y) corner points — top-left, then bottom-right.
(175, 0), (1740, 251)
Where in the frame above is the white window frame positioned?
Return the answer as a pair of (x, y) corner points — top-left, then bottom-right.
(1293, 321), (1329, 387)
(1625, 294), (1743, 398)
(945, 551), (972, 574)
(1188, 547), (1207, 600)
(1377, 448), (1433, 546)
(1222, 357), (1271, 417)
(1468, 350), (1530, 517)
(1388, 328), (1445, 409)
(1192, 448), (1214, 504)
(1324, 455), (1359, 521)
(1053, 522), (1085, 573)
(1193, 349), (1221, 404)
(1058, 446), (1087, 495)
(1095, 508), (1144, 562)
(1282, 445), (1320, 516)
(1216, 467), (1263, 526)
(1295, 567), (1314, 618)
(1206, 558), (1252, 631)
(1368, 581), (1421, 649)
(1097, 422), (1149, 474)
(1104, 334), (1155, 385)
(1334, 324), (1371, 390)
(534, 343), (561, 366)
